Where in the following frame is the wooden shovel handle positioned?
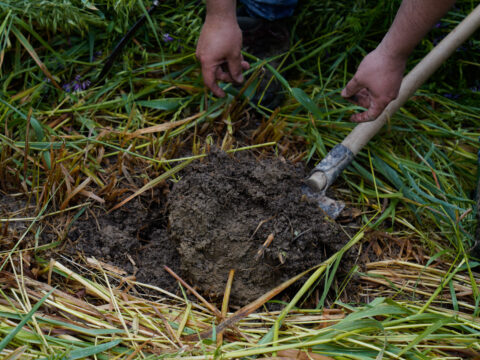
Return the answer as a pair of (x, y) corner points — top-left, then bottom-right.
(343, 4), (480, 155)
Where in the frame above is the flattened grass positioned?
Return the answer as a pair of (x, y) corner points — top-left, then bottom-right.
(0, 254), (479, 359)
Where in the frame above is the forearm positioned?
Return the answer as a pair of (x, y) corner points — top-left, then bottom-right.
(206, 0), (237, 22)
(378, 0), (456, 59)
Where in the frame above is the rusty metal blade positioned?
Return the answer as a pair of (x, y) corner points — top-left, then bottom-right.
(301, 184), (344, 219)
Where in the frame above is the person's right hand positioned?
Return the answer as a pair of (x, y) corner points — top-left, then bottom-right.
(196, 17), (250, 97)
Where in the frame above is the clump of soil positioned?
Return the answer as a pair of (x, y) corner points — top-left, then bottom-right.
(168, 151), (352, 305)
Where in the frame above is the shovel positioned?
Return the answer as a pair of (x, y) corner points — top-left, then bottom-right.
(304, 4), (480, 219)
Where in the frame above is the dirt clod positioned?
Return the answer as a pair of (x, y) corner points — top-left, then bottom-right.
(168, 151), (351, 305)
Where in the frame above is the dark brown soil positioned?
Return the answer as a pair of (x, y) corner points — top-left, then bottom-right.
(168, 151), (352, 305)
(67, 195), (181, 294)
(0, 193), (35, 252)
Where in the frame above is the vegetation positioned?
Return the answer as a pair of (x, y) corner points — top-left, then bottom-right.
(0, 0), (479, 358)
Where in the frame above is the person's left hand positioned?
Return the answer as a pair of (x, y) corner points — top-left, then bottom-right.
(341, 47), (407, 122)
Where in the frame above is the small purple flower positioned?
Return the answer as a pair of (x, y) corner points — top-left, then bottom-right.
(444, 93), (460, 100)
(91, 51), (103, 62)
(470, 86), (479, 92)
(63, 75), (91, 93)
(162, 33), (174, 42)
(81, 80), (92, 90)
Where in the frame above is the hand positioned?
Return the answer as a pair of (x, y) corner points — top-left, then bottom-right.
(341, 47), (407, 122)
(196, 17), (250, 97)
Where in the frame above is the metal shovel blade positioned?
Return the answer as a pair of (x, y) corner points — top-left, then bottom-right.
(301, 184), (345, 219)
(301, 144), (353, 219)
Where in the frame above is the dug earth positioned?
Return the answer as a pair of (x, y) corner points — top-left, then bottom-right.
(168, 151), (352, 304)
(68, 150), (353, 305)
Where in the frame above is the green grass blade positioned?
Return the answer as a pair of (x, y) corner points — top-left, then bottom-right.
(0, 288), (54, 351)
(66, 339), (122, 360)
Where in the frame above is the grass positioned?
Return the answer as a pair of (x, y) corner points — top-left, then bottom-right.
(0, 0), (480, 358)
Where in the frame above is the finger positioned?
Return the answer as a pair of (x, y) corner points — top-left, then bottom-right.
(344, 89), (369, 108)
(341, 77), (363, 99)
(202, 64), (225, 98)
(344, 94), (359, 104)
(215, 67), (234, 83)
(227, 53), (244, 83)
(241, 55), (250, 71)
(354, 88), (371, 108)
(350, 98), (388, 123)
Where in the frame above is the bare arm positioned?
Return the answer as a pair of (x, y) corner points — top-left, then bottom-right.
(196, 0), (249, 97)
(342, 0), (456, 123)
(380, 0), (457, 58)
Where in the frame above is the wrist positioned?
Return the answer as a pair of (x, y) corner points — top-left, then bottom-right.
(205, 0), (237, 22)
(205, 13), (238, 26)
(376, 40), (410, 65)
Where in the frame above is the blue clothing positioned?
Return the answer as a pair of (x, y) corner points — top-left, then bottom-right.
(239, 0), (297, 21)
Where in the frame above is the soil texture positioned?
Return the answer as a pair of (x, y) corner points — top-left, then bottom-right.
(68, 195), (181, 294)
(0, 193), (36, 253)
(168, 151), (352, 305)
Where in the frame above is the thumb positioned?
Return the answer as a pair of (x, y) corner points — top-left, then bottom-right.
(341, 77), (363, 99)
